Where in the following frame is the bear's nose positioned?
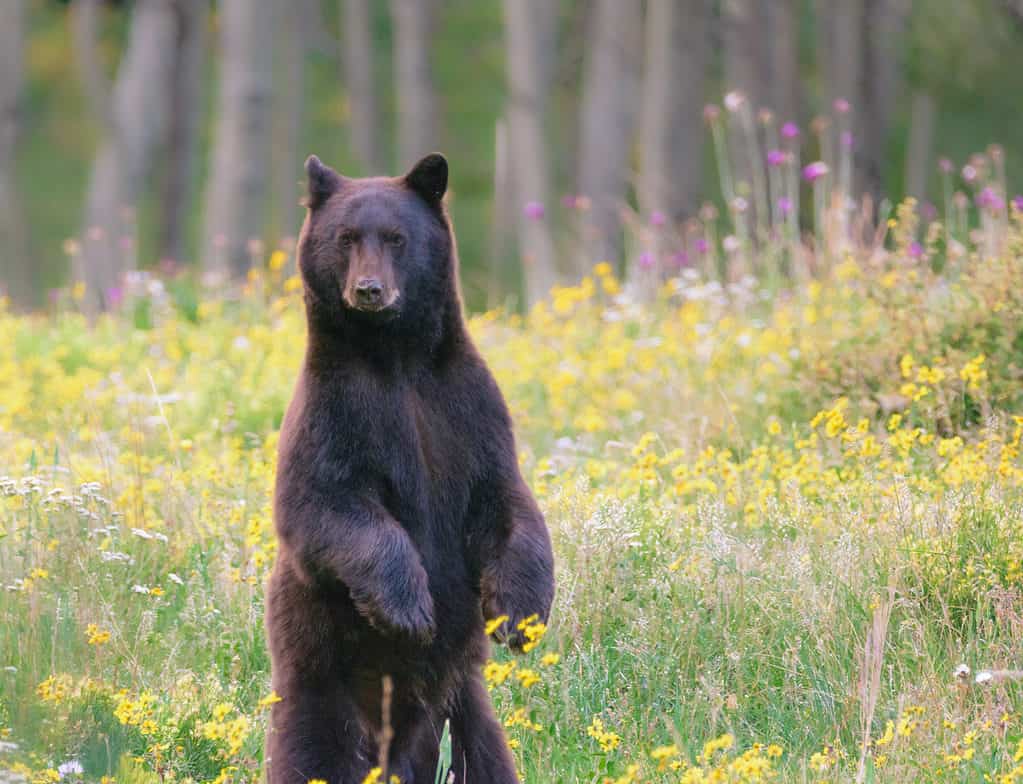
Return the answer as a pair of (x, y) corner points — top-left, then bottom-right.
(354, 278), (383, 308)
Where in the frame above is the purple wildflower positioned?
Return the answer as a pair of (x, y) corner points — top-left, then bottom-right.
(105, 286), (124, 308)
(777, 196), (793, 217)
(802, 161), (830, 182)
(833, 97), (851, 114)
(671, 250), (690, 268)
(908, 241), (924, 259)
(1012, 195), (1023, 212)
(781, 122), (800, 140)
(921, 202), (938, 222)
(695, 238), (710, 254)
(938, 157), (954, 174)
(703, 104), (721, 122)
(961, 165), (978, 183)
(767, 149), (787, 167)
(523, 201), (545, 220)
(650, 210), (667, 227)
(840, 131), (854, 149)
(159, 257), (180, 276)
(638, 251), (655, 269)
(976, 186), (1005, 212)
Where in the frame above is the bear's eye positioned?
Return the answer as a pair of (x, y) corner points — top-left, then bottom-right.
(385, 232), (406, 249)
(339, 231), (357, 249)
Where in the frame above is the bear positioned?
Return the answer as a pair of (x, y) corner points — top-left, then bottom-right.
(264, 152), (556, 784)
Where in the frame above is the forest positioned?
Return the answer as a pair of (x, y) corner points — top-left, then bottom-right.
(4, 2), (1023, 783)
(3, 1), (1023, 309)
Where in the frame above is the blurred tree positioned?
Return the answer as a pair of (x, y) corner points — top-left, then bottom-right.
(823, 0), (910, 200)
(159, 0), (208, 266)
(638, 0), (709, 230)
(391, 0), (440, 167)
(904, 90), (936, 200)
(77, 0), (178, 311)
(343, 0), (384, 174)
(718, 1), (804, 235)
(201, 0), (274, 277)
(723, 0), (768, 109)
(270, 0), (307, 247)
(766, 0), (802, 126)
(502, 0), (558, 305)
(576, 0), (642, 271)
(0, 0), (32, 308)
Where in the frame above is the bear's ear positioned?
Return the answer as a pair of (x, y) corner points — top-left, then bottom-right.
(404, 153), (448, 207)
(304, 154), (345, 209)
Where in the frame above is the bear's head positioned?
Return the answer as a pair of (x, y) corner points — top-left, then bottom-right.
(297, 153), (460, 351)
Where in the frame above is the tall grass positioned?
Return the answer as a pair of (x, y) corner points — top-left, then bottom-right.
(3, 103), (1023, 783)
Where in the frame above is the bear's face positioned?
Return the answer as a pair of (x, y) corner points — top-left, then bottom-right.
(298, 154), (453, 338)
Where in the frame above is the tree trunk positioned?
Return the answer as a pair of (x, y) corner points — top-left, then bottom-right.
(0, 0), (32, 308)
(159, 0), (209, 267)
(502, 0), (558, 306)
(391, 0), (439, 167)
(201, 0), (275, 277)
(271, 0), (306, 247)
(576, 0), (643, 271)
(77, 0), (179, 312)
(343, 0), (384, 174)
(638, 0), (710, 226)
(824, 0), (909, 200)
(767, 0), (802, 125)
(723, 0), (770, 230)
(723, 0), (769, 108)
(905, 91), (936, 201)
(855, 0), (910, 198)
(815, 0), (835, 111)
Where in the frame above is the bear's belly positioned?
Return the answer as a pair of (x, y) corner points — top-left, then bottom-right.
(267, 552), (485, 689)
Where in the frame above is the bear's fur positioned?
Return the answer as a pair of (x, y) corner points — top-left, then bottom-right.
(264, 153), (555, 784)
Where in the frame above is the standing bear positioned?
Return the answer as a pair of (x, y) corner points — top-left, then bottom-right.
(265, 153), (555, 784)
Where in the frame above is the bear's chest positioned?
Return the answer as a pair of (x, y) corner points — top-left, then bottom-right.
(333, 375), (482, 527)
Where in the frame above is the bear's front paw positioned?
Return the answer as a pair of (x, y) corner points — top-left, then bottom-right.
(361, 586), (436, 645)
(385, 590), (436, 645)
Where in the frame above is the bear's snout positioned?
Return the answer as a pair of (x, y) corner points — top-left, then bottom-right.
(353, 277), (384, 309)
(343, 270), (399, 314)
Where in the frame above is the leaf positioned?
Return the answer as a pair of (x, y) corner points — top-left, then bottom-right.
(434, 718), (451, 784)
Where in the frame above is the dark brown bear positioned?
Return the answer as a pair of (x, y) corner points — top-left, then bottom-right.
(265, 153), (555, 784)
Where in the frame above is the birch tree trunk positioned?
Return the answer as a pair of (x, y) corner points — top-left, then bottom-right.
(201, 0), (275, 277)
(638, 0), (710, 227)
(502, 0), (558, 306)
(0, 0), (32, 308)
(576, 0), (643, 272)
(905, 91), (936, 201)
(77, 0), (178, 312)
(855, 0), (910, 199)
(824, 0), (909, 200)
(723, 0), (768, 107)
(159, 0), (208, 266)
(767, 0), (802, 125)
(343, 0), (384, 174)
(391, 0), (439, 166)
(271, 0), (306, 247)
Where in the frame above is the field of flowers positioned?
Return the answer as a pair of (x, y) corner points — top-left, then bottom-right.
(3, 198), (1023, 783)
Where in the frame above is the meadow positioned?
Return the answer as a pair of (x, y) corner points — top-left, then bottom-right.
(3, 191), (1023, 783)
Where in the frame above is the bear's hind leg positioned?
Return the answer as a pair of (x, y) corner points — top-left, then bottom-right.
(265, 687), (371, 784)
(447, 676), (519, 784)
